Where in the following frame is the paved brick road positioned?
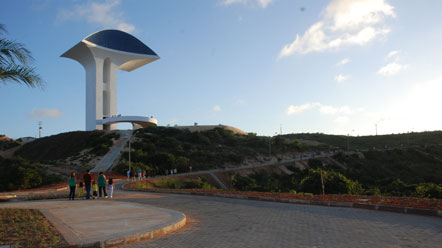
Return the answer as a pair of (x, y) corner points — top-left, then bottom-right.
(115, 190), (442, 248)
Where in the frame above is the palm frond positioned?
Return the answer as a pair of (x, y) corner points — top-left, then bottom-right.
(0, 64), (44, 88)
(0, 38), (32, 66)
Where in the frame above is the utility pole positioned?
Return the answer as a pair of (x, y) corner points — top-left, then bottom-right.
(128, 136), (131, 173)
(38, 121), (42, 138)
(280, 124), (282, 135)
(375, 119), (383, 136)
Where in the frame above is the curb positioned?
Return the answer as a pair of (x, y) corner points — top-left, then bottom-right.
(122, 184), (442, 218)
(6, 200), (187, 248)
(102, 214), (186, 248)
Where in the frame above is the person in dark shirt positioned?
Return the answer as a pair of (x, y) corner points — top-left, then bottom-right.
(83, 170), (92, 200)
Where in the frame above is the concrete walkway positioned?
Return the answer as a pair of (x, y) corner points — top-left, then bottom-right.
(0, 199), (186, 247)
(91, 130), (132, 173)
(116, 189), (442, 248)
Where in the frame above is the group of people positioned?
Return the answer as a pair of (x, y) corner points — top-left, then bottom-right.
(126, 169), (154, 181)
(68, 170), (114, 200)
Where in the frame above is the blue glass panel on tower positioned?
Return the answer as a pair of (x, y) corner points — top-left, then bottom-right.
(84, 29), (158, 56)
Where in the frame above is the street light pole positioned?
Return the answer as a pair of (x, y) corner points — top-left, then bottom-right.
(128, 135), (132, 173)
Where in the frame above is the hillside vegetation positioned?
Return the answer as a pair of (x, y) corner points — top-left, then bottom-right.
(113, 126), (308, 175)
(287, 131), (442, 150)
(14, 131), (120, 163)
(0, 131), (120, 191)
(2, 127), (442, 197)
(0, 135), (20, 151)
(0, 157), (61, 192)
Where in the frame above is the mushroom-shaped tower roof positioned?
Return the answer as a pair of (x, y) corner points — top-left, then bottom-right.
(61, 29), (159, 72)
(84, 30), (158, 56)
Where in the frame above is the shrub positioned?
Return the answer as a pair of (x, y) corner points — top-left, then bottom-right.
(232, 174), (256, 191)
(0, 157), (62, 191)
(300, 169), (363, 195)
(182, 178), (203, 189)
(414, 183), (442, 198)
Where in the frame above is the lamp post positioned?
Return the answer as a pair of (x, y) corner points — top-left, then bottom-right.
(128, 137), (131, 173)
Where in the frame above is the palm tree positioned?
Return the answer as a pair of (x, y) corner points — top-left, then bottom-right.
(0, 24), (43, 88)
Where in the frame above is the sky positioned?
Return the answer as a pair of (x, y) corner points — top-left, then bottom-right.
(1, 0), (442, 139)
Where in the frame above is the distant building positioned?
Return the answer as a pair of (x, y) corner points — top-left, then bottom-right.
(62, 30), (159, 130)
(173, 124), (248, 135)
(17, 137), (36, 143)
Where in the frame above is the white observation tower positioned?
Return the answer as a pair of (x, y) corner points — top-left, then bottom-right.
(61, 30), (159, 131)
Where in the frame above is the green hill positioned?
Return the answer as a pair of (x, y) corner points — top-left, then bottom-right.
(14, 130), (119, 163)
(2, 127), (442, 196)
(285, 131), (442, 150)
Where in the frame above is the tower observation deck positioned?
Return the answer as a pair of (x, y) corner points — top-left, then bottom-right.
(61, 30), (159, 130)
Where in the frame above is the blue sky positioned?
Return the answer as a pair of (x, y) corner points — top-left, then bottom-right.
(1, 0), (442, 138)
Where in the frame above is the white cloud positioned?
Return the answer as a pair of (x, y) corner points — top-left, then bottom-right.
(335, 74), (350, 83)
(219, 0), (274, 8)
(29, 109), (63, 119)
(337, 58), (351, 66)
(279, 0), (395, 57)
(221, 0), (246, 5)
(387, 50), (399, 58)
(258, 0), (274, 8)
(377, 61), (407, 76)
(286, 103), (319, 115)
(286, 102), (352, 116)
(56, 0), (135, 33)
(378, 50), (407, 76)
(213, 105), (222, 112)
(325, 0), (395, 31)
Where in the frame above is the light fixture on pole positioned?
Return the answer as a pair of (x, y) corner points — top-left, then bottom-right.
(128, 134), (132, 174)
(38, 121), (42, 138)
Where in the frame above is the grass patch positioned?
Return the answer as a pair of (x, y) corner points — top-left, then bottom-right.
(0, 208), (68, 248)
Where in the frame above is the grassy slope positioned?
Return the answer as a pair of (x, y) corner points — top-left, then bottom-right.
(13, 130), (118, 162)
(286, 131), (442, 150)
(115, 126), (307, 174)
(333, 147), (442, 186)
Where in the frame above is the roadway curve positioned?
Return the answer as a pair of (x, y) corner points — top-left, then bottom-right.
(114, 182), (442, 248)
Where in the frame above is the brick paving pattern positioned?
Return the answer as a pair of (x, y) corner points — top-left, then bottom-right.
(115, 189), (442, 248)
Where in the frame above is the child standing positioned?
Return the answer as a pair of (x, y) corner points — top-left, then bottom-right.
(68, 172), (76, 200)
(92, 181), (98, 199)
(78, 181), (84, 199)
(108, 178), (114, 199)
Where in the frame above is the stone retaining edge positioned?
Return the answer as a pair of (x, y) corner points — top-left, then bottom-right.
(103, 213), (187, 248)
(122, 184), (442, 218)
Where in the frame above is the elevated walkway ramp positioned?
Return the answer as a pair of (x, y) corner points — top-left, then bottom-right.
(91, 130), (132, 172)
